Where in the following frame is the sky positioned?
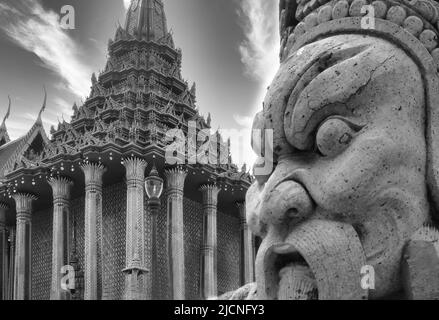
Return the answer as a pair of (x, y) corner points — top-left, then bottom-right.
(0, 0), (280, 168)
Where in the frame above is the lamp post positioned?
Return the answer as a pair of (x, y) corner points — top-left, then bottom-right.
(144, 161), (163, 299)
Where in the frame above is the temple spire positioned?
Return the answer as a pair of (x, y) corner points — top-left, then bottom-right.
(124, 0), (168, 41)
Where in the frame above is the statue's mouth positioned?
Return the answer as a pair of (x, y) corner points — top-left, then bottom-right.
(258, 220), (369, 300)
(270, 244), (318, 300)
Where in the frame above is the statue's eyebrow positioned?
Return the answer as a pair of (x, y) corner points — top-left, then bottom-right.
(284, 45), (371, 150)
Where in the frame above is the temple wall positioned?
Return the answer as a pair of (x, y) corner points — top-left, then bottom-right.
(30, 182), (241, 300)
(217, 211), (241, 295)
(31, 207), (52, 300)
(183, 198), (203, 300)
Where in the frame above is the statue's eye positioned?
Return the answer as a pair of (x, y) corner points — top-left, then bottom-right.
(315, 118), (358, 157)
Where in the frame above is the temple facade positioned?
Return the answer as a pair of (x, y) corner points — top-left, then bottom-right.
(0, 0), (254, 300)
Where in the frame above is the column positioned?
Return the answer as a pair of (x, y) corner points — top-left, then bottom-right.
(237, 202), (255, 285)
(0, 203), (8, 300)
(164, 167), (187, 300)
(81, 162), (106, 300)
(149, 194), (160, 300)
(48, 177), (73, 300)
(122, 157), (148, 300)
(7, 227), (15, 300)
(13, 193), (37, 300)
(200, 184), (220, 299)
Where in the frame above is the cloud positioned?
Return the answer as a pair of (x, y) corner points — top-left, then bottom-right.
(234, 0), (281, 168)
(0, 0), (92, 98)
(124, 0), (131, 10)
(238, 0), (280, 86)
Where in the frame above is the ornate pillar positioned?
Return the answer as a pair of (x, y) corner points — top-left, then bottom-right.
(237, 202), (255, 285)
(48, 177), (73, 300)
(0, 203), (8, 300)
(7, 227), (15, 300)
(122, 157), (148, 300)
(81, 162), (106, 300)
(149, 195), (160, 300)
(200, 184), (220, 299)
(13, 193), (37, 300)
(164, 167), (187, 300)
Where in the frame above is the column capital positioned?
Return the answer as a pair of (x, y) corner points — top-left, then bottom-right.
(80, 162), (106, 184)
(13, 193), (37, 220)
(0, 202), (7, 229)
(48, 176), (73, 201)
(199, 184), (220, 207)
(165, 167), (187, 191)
(123, 157), (148, 181)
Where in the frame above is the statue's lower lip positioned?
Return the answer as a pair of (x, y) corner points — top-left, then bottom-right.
(265, 242), (317, 300)
(260, 220), (368, 300)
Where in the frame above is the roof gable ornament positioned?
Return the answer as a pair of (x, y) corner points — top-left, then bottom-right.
(36, 86), (47, 125)
(0, 96), (11, 145)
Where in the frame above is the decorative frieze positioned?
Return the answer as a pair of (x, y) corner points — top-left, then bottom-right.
(165, 167), (187, 300)
(200, 184), (220, 299)
(81, 162), (106, 300)
(48, 177), (73, 300)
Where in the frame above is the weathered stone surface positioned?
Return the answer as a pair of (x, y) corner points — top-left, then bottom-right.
(402, 240), (439, 300)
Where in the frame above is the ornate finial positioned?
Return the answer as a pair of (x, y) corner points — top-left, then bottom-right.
(150, 156), (159, 177)
(207, 112), (212, 127)
(91, 73), (97, 85)
(37, 86), (47, 122)
(1, 96), (11, 126)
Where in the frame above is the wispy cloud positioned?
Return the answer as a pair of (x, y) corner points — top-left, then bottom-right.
(0, 0), (92, 98)
(238, 0), (280, 86)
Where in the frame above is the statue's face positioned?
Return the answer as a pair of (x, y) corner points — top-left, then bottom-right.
(248, 35), (430, 299)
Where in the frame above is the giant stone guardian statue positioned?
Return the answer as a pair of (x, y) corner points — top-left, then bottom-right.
(227, 0), (439, 300)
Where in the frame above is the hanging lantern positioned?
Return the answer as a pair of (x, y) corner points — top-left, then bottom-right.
(144, 163), (163, 200)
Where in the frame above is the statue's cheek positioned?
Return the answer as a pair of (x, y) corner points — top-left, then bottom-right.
(309, 135), (400, 213)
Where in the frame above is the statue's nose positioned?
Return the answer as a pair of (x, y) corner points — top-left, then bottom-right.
(260, 180), (314, 226)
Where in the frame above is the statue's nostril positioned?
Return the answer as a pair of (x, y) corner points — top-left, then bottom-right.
(261, 180), (313, 226)
(287, 208), (299, 218)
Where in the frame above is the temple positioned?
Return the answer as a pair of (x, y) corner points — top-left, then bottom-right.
(0, 0), (254, 300)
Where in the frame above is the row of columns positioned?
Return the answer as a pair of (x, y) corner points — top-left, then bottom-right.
(0, 158), (255, 300)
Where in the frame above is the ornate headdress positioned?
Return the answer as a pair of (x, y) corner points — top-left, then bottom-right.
(278, 0), (439, 218)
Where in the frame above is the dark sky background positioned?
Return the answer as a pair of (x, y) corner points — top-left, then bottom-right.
(0, 0), (279, 166)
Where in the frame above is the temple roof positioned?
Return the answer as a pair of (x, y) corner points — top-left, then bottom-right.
(0, 138), (24, 178)
(0, 92), (49, 180)
(124, 0), (168, 41)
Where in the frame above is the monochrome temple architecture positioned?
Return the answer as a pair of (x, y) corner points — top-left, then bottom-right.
(0, 0), (254, 300)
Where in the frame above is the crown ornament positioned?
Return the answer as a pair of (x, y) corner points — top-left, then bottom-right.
(279, 0), (439, 68)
